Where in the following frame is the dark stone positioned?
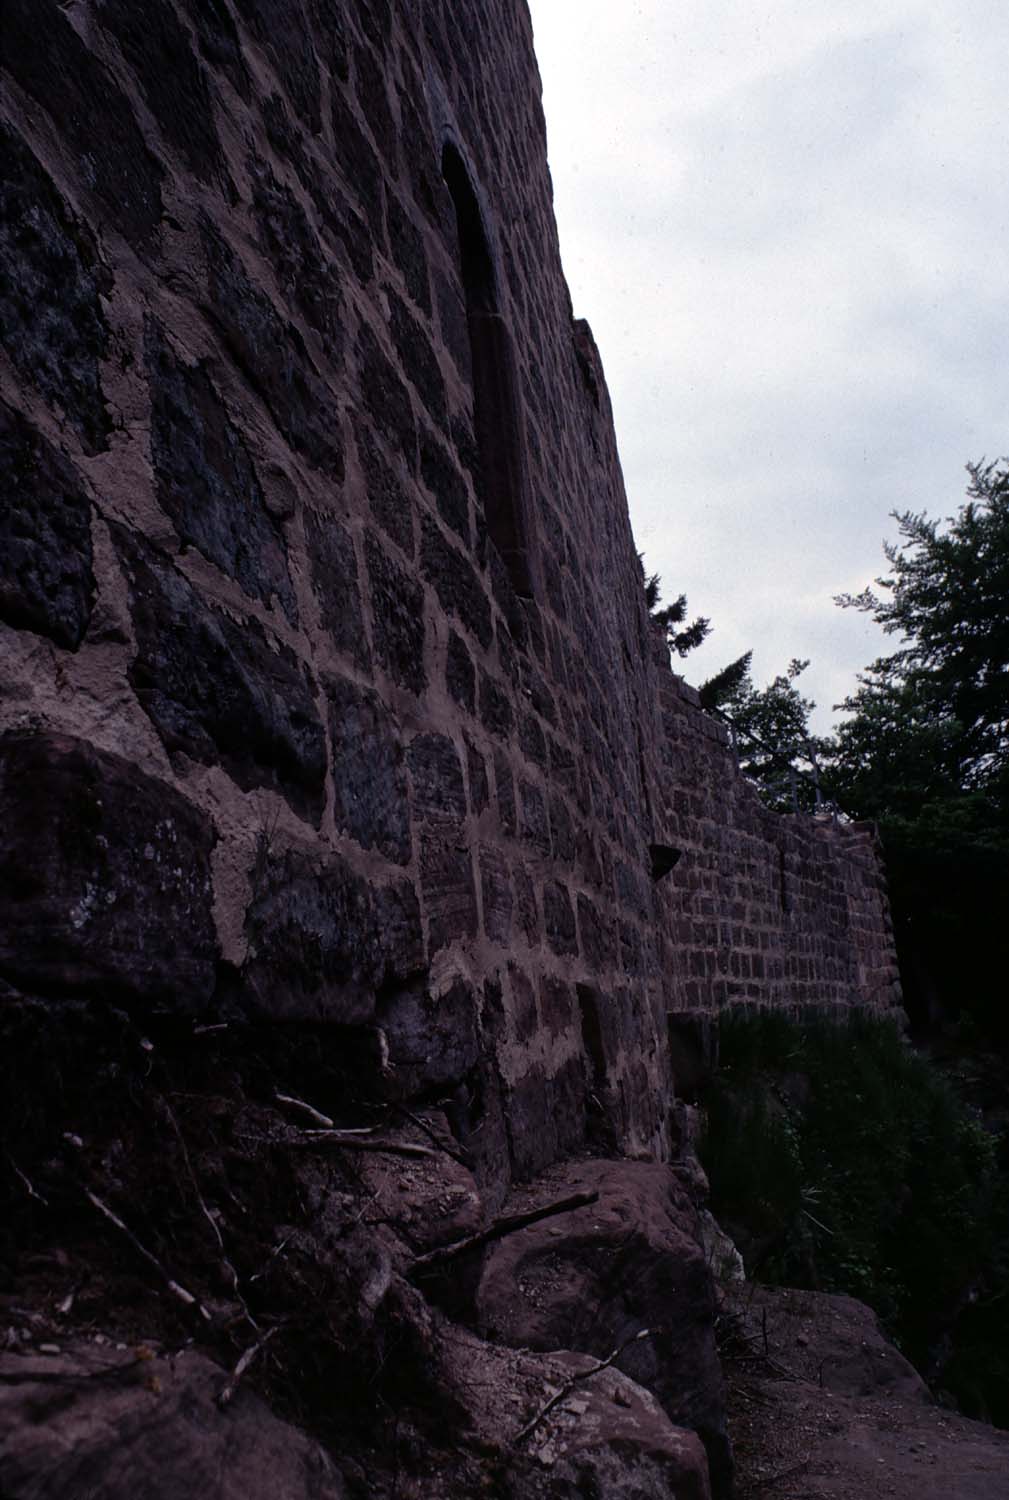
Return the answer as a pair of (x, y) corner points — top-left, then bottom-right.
(514, 864), (540, 947)
(475, 1161), (731, 1499)
(0, 1343), (347, 1499)
(0, 732), (216, 1006)
(420, 428), (470, 542)
(203, 222), (343, 476)
(407, 734), (466, 828)
(620, 921), (644, 978)
(435, 266), (471, 383)
(466, 738), (489, 813)
(2, 0), (163, 249)
(577, 893), (616, 972)
(250, 160), (344, 364)
(379, 976), (480, 1096)
(98, 0), (231, 188)
(0, 400), (95, 649)
(549, 793), (575, 863)
(365, 531), (426, 692)
(234, 0), (322, 131)
(243, 844), (422, 1021)
(331, 82), (386, 234)
(519, 781), (550, 857)
(328, 677), (410, 864)
(420, 836), (477, 953)
(508, 964), (538, 1042)
(356, 324), (416, 473)
(421, 517), (493, 649)
(519, 711), (547, 768)
(544, 881), (577, 957)
(354, 40), (397, 162)
(387, 193), (431, 316)
(146, 322), (297, 622)
(180, 0), (252, 99)
(355, 423), (414, 556)
(305, 513), (369, 666)
(446, 632), (476, 714)
(389, 291), (447, 429)
(479, 672), (514, 740)
(495, 753), (516, 837)
(480, 846), (512, 945)
(307, 0), (350, 80)
(0, 126), (112, 453)
(504, 1059), (585, 1179)
(616, 859), (648, 920)
(539, 974), (574, 1035)
(114, 526), (327, 823)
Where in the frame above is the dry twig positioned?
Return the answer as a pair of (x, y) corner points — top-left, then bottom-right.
(411, 1190), (600, 1272)
(216, 1326), (279, 1409)
(275, 1093), (335, 1129)
(290, 1131), (439, 1159)
(515, 1327), (658, 1444)
(81, 1187), (211, 1322)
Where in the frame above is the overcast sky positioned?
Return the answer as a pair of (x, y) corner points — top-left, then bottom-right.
(527, 0), (1009, 730)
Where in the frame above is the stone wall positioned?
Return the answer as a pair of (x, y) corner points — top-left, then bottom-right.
(0, 0), (900, 1197)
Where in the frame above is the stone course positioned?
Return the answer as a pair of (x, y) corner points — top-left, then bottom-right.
(0, 0), (900, 1183)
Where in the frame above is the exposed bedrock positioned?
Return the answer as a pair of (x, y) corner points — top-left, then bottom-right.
(475, 1158), (732, 1497)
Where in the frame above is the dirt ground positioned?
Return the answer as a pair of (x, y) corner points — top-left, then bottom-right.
(723, 1284), (1009, 1499)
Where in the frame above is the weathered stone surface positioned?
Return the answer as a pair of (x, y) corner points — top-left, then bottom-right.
(328, 676), (410, 863)
(421, 517), (493, 649)
(0, 1343), (346, 1499)
(330, 80), (386, 233)
(0, 732), (216, 1006)
(202, 222), (342, 475)
(234, 0), (323, 132)
(180, 0), (252, 99)
(480, 670), (514, 739)
(115, 527), (327, 822)
(390, 292), (447, 430)
(0, 126), (112, 453)
(355, 423), (414, 555)
(243, 844), (422, 1021)
(446, 630), (476, 712)
(480, 845), (513, 944)
(476, 1161), (731, 1498)
(98, 0), (231, 189)
(356, 323), (416, 469)
(387, 193), (432, 316)
(250, 159), (344, 362)
(146, 323), (297, 622)
(420, 836), (477, 952)
(519, 780), (550, 856)
(420, 427), (470, 542)
(407, 733), (467, 826)
(379, 976), (480, 1095)
(305, 512), (369, 665)
(365, 530), (426, 691)
(467, 738), (489, 813)
(0, 400), (95, 649)
(505, 1059), (586, 1179)
(2, 0), (163, 248)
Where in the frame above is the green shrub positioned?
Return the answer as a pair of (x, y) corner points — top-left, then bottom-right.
(699, 1008), (1006, 1419)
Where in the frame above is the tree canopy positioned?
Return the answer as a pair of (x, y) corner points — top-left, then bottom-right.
(828, 460), (1009, 1036)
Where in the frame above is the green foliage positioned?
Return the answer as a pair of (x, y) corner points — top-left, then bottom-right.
(699, 1011), (1007, 1418)
(638, 557), (712, 657)
(701, 655), (830, 812)
(828, 462), (1009, 1035)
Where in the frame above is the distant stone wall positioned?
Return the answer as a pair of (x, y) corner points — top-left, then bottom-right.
(0, 0), (899, 1200)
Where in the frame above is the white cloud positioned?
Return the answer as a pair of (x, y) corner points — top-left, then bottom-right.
(527, 0), (1009, 730)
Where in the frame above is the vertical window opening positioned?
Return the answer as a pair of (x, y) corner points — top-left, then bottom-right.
(442, 143), (534, 599)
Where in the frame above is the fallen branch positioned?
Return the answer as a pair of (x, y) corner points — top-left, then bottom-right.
(390, 1104), (470, 1168)
(81, 1187), (211, 1322)
(411, 1190), (599, 1273)
(8, 1156), (48, 1207)
(515, 1327), (658, 1444)
(275, 1092), (335, 1129)
(216, 1326), (279, 1409)
(289, 1131), (439, 1159)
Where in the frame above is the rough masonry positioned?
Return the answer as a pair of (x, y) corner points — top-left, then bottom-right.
(0, 4), (901, 1493)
